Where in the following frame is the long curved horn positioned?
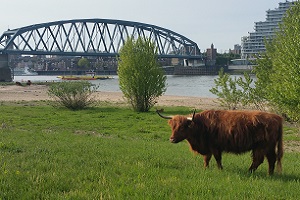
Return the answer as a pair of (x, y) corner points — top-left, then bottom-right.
(156, 109), (172, 119)
(187, 109), (196, 121)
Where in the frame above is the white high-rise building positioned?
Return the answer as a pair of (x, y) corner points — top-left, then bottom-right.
(241, 1), (296, 59)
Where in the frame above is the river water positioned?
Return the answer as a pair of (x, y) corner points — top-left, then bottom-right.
(13, 75), (231, 98)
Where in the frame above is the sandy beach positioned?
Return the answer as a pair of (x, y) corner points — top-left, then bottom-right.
(0, 84), (222, 110)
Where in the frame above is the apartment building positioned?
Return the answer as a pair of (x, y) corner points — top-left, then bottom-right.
(241, 1), (296, 59)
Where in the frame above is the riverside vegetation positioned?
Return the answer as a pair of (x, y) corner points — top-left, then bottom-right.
(1, 102), (300, 199)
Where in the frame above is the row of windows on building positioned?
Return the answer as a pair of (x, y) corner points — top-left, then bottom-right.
(241, 1), (295, 59)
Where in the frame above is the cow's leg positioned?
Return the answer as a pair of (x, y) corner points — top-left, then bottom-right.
(203, 153), (212, 168)
(249, 148), (264, 173)
(213, 150), (223, 170)
(266, 148), (276, 175)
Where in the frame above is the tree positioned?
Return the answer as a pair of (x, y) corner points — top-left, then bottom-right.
(255, 2), (300, 120)
(117, 37), (166, 112)
(215, 52), (240, 66)
(78, 57), (90, 69)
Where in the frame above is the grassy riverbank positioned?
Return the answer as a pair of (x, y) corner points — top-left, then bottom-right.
(1, 103), (300, 199)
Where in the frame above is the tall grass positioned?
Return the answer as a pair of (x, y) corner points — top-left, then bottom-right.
(0, 103), (299, 199)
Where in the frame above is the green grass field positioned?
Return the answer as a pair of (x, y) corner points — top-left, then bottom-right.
(1, 102), (300, 199)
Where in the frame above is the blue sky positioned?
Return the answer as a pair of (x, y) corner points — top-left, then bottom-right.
(0, 0), (287, 53)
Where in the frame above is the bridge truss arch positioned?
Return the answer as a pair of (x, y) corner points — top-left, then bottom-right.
(0, 18), (201, 59)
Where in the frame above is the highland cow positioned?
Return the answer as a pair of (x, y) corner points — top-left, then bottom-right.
(157, 109), (283, 175)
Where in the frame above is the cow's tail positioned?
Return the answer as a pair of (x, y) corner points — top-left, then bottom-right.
(276, 123), (283, 174)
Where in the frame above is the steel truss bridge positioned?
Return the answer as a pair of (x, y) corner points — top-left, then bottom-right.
(0, 18), (201, 59)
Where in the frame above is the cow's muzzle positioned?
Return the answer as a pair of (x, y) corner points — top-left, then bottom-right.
(170, 138), (179, 143)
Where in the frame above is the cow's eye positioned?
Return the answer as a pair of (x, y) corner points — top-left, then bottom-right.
(182, 124), (189, 129)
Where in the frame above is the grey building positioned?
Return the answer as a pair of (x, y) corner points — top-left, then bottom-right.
(241, 1), (296, 59)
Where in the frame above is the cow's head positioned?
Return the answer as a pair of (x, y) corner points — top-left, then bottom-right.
(157, 109), (196, 143)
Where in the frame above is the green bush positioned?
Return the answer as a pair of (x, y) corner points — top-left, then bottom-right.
(210, 68), (242, 110)
(237, 72), (267, 110)
(210, 69), (266, 110)
(47, 81), (97, 110)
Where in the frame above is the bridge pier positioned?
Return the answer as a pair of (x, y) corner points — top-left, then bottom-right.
(0, 54), (12, 82)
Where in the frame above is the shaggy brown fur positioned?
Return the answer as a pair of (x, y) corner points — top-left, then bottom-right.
(167, 110), (283, 175)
